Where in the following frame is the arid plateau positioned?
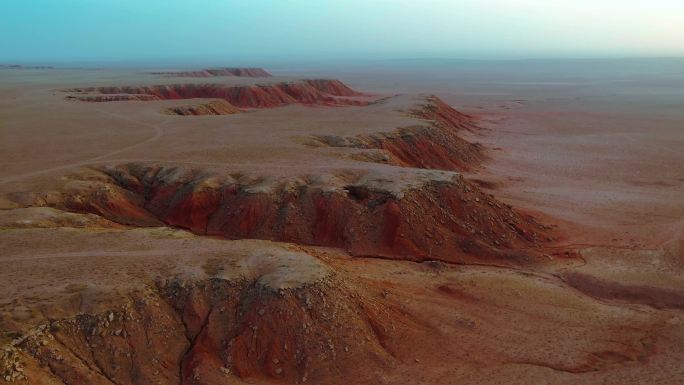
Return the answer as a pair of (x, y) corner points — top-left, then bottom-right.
(1, 61), (683, 385)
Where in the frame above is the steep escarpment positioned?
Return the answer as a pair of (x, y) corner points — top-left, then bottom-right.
(2, 272), (400, 385)
(64, 80), (367, 108)
(66, 94), (161, 102)
(307, 96), (484, 171)
(410, 96), (478, 131)
(302, 79), (362, 97)
(11, 165), (549, 266)
(165, 100), (243, 116)
(151, 67), (272, 78)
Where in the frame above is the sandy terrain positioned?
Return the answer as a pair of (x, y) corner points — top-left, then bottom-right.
(1, 62), (683, 384)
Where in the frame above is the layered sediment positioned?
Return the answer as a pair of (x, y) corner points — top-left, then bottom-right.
(165, 100), (243, 116)
(307, 96), (484, 171)
(65, 80), (367, 108)
(0, 258), (399, 385)
(66, 94), (161, 102)
(150, 67), (272, 78)
(10, 164), (548, 267)
(301, 79), (362, 97)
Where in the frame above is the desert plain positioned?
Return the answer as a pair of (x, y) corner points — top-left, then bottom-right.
(1, 60), (683, 384)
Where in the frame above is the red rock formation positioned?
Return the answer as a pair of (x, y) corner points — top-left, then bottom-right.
(7, 275), (398, 385)
(66, 80), (367, 109)
(150, 67), (272, 77)
(166, 100), (243, 115)
(170, 278), (394, 384)
(218, 67), (271, 77)
(309, 96), (483, 171)
(303, 79), (362, 96)
(16, 165), (548, 267)
(66, 94), (161, 102)
(411, 95), (478, 131)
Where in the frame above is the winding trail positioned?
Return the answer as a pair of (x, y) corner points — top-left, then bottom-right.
(0, 109), (167, 186)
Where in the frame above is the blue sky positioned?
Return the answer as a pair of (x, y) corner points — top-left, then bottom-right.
(2, 0), (683, 64)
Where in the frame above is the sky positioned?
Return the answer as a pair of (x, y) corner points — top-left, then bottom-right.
(1, 0), (684, 65)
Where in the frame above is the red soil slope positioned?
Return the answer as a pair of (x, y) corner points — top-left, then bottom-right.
(12, 165), (549, 267)
(302, 79), (362, 96)
(412, 96), (478, 131)
(8, 275), (397, 385)
(309, 96), (484, 171)
(165, 100), (243, 116)
(65, 80), (368, 108)
(150, 67), (272, 77)
(66, 94), (161, 102)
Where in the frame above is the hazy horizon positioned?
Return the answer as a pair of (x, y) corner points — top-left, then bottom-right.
(2, 0), (684, 66)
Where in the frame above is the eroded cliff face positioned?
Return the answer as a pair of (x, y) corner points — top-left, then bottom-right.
(66, 95), (160, 102)
(1, 252), (404, 385)
(64, 80), (368, 109)
(165, 100), (243, 116)
(9, 164), (548, 267)
(301, 79), (362, 97)
(150, 68), (272, 78)
(305, 96), (484, 171)
(1, 235), (674, 385)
